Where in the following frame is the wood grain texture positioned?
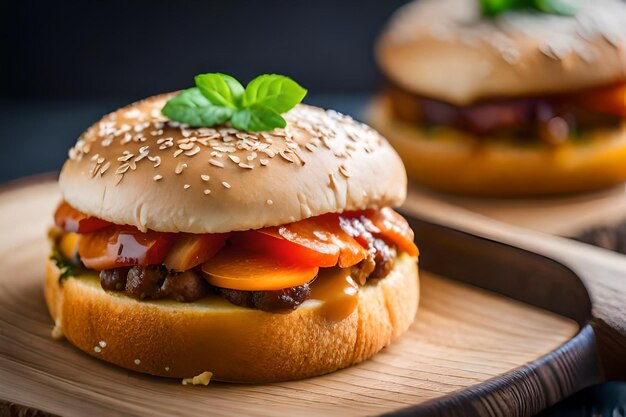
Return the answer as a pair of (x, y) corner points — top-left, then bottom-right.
(0, 179), (589, 417)
(405, 188), (626, 380)
(408, 183), (626, 238)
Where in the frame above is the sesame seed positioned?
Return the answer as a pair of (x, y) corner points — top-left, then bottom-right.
(99, 341), (107, 348)
(260, 159), (269, 166)
(222, 181), (231, 189)
(153, 175), (163, 181)
(184, 184), (191, 190)
(116, 165), (130, 175)
(97, 157), (105, 164)
(279, 151), (295, 163)
(100, 161), (111, 174)
(175, 162), (187, 175)
(266, 199), (273, 205)
(178, 142), (195, 151)
(173, 149), (184, 158)
(201, 174), (210, 182)
(238, 163), (253, 169)
(165, 367), (170, 372)
(151, 156), (162, 168)
(209, 159), (224, 168)
(328, 173), (337, 189)
(228, 155), (241, 163)
(203, 189), (211, 195)
(185, 146), (201, 156)
(134, 359), (141, 365)
(94, 346), (102, 353)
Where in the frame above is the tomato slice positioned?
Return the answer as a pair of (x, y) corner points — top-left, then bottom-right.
(339, 209), (419, 257)
(574, 83), (626, 118)
(54, 201), (112, 233)
(300, 215), (368, 267)
(201, 246), (318, 291)
(364, 208), (419, 256)
(78, 227), (175, 270)
(164, 233), (228, 272)
(231, 214), (368, 268)
(232, 230), (339, 267)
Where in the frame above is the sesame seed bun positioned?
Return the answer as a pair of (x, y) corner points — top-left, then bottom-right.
(377, 0), (626, 106)
(59, 94), (407, 233)
(44, 254), (419, 382)
(369, 96), (626, 196)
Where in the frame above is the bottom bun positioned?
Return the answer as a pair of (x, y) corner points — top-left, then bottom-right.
(45, 254), (419, 383)
(369, 95), (626, 196)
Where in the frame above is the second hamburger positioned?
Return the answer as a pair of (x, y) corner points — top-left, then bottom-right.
(371, 0), (626, 196)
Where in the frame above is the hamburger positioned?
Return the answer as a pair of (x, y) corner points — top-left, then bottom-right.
(370, 0), (626, 196)
(46, 77), (419, 383)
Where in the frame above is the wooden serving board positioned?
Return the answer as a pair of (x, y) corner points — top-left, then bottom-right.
(0, 176), (624, 417)
(409, 183), (626, 238)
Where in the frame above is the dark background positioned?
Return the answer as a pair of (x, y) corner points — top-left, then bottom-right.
(1, 0), (408, 100)
(0, 0), (409, 182)
(1, 1), (624, 414)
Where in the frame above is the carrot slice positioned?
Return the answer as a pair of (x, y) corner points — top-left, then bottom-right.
(164, 233), (228, 272)
(201, 247), (318, 291)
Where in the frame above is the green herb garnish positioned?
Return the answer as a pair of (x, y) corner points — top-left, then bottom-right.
(479, 0), (580, 17)
(50, 250), (77, 283)
(162, 73), (307, 132)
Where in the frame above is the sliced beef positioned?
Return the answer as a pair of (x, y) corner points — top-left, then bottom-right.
(100, 267), (130, 291)
(125, 265), (168, 299)
(350, 238), (397, 284)
(386, 82), (623, 142)
(100, 266), (209, 302)
(218, 283), (312, 312)
(95, 238), (397, 310)
(161, 270), (209, 302)
(370, 238), (397, 280)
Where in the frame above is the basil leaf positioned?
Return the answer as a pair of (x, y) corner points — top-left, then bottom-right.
(162, 88), (233, 127)
(534, 0), (580, 15)
(195, 73), (244, 109)
(479, 0), (578, 16)
(479, 0), (517, 16)
(162, 73), (306, 131)
(231, 105), (287, 132)
(50, 251), (77, 282)
(242, 74), (307, 114)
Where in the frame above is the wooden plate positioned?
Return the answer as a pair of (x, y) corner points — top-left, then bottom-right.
(0, 177), (624, 416)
